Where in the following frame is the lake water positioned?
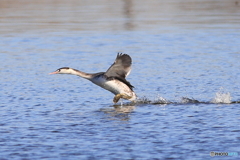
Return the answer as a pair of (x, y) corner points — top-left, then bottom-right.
(1, 0), (240, 159)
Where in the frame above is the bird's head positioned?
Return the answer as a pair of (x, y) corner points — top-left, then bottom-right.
(49, 67), (71, 74)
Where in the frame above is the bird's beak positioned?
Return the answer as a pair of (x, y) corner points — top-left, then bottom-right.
(49, 71), (58, 75)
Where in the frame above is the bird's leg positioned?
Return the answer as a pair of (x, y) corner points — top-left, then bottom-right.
(113, 94), (122, 103)
(113, 93), (132, 103)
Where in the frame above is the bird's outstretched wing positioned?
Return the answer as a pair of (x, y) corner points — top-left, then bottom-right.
(105, 53), (132, 79)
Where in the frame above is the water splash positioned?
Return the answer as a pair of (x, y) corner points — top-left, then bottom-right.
(152, 96), (171, 104)
(211, 91), (232, 104)
(136, 96), (151, 104)
(181, 97), (200, 104)
(132, 88), (236, 105)
(135, 95), (170, 104)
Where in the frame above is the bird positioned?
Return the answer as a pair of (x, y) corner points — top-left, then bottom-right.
(49, 53), (137, 103)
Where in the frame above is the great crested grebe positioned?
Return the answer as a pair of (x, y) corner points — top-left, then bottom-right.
(49, 53), (137, 103)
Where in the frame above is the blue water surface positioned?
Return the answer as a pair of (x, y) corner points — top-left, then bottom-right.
(1, 0), (240, 159)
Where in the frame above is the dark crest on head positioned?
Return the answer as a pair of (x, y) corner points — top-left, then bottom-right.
(57, 67), (70, 72)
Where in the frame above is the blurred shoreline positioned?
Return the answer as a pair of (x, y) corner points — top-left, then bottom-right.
(1, 0), (239, 34)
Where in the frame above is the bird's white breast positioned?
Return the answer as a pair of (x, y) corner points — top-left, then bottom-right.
(90, 76), (132, 96)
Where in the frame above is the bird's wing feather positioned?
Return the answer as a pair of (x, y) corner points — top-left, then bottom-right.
(104, 53), (132, 79)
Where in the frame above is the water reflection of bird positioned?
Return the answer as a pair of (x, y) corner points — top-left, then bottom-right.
(49, 53), (137, 103)
(100, 105), (136, 122)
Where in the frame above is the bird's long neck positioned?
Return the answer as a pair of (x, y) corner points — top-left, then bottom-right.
(68, 68), (93, 80)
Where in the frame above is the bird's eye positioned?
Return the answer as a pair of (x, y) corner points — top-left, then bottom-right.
(57, 69), (61, 72)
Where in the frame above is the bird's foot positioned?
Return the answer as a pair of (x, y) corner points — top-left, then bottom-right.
(113, 93), (132, 103)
